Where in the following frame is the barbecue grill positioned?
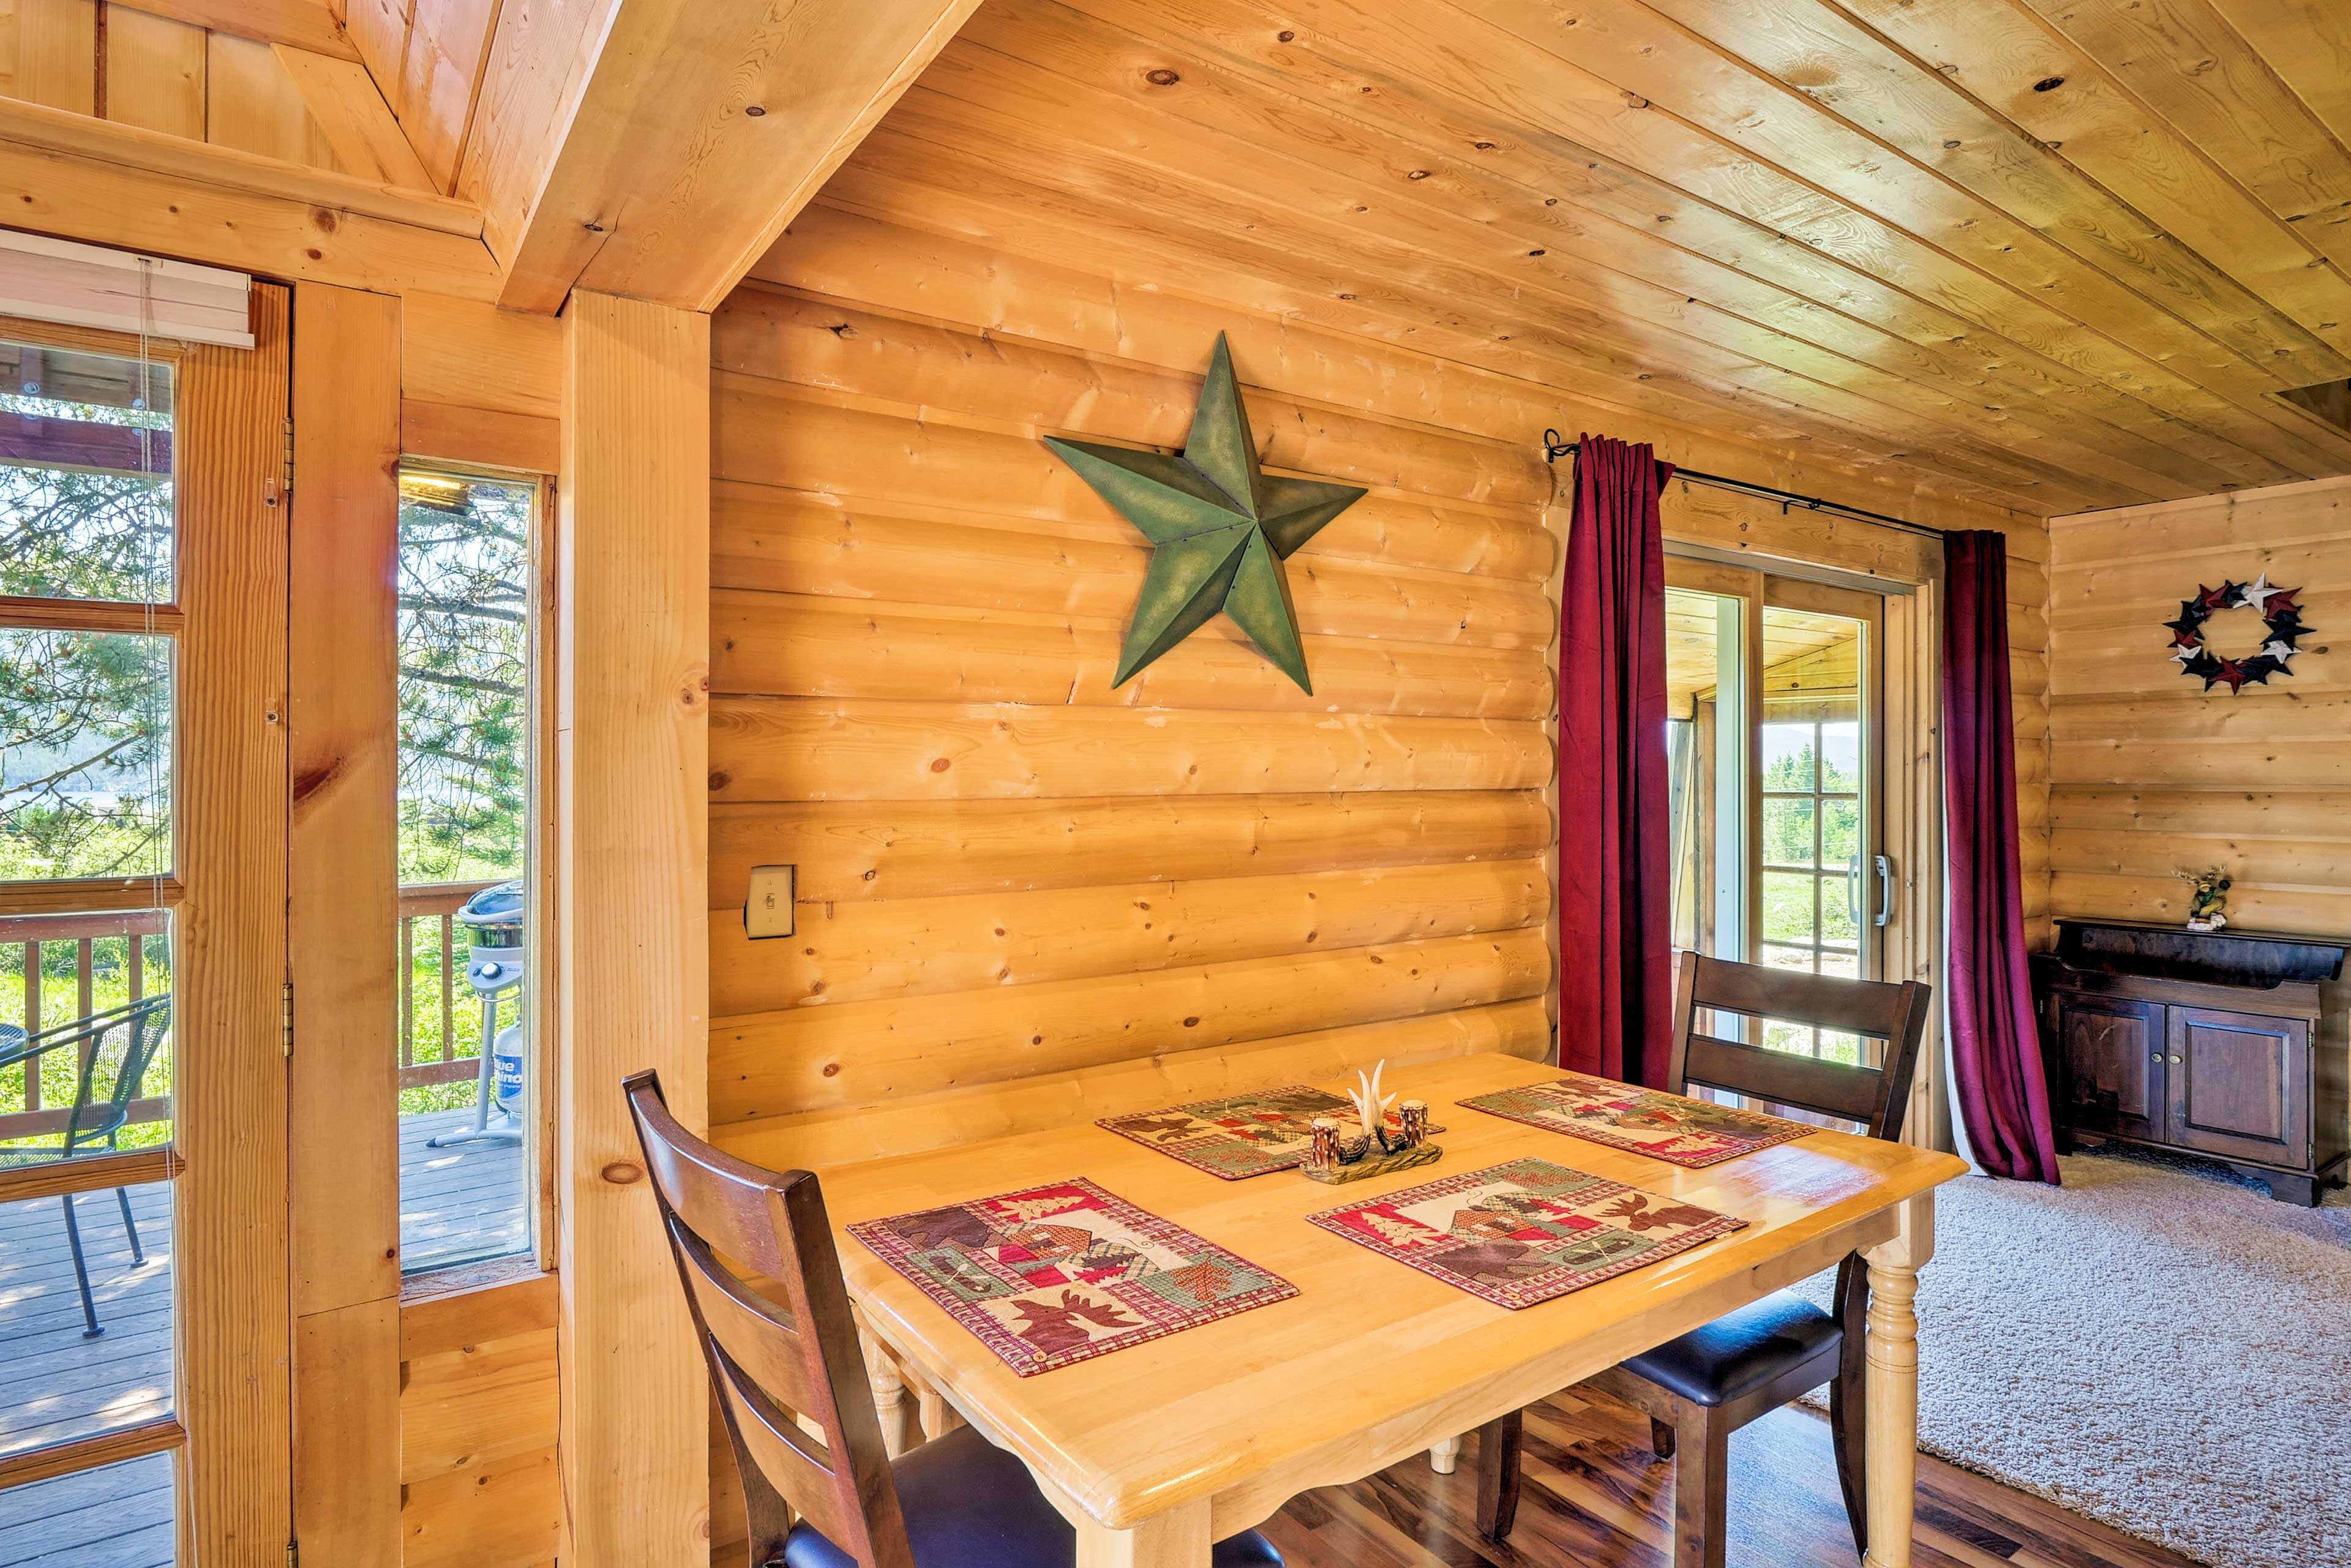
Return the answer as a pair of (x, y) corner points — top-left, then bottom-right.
(426, 879), (528, 1149)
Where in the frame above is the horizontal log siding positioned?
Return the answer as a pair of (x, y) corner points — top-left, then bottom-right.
(2048, 475), (2351, 937)
(706, 231), (1559, 1160)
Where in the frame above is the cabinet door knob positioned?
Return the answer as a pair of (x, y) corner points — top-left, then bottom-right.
(2168, 1054), (2182, 1065)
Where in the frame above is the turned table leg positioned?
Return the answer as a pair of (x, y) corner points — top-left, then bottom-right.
(917, 1382), (964, 1442)
(859, 1329), (915, 1457)
(1863, 1193), (1934, 1568)
(1073, 1498), (1213, 1567)
(1428, 1435), (1463, 1474)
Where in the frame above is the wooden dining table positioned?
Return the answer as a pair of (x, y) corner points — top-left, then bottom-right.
(819, 1051), (1967, 1567)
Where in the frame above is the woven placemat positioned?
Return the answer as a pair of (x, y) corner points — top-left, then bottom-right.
(1308, 1157), (1746, 1310)
(1458, 1073), (1818, 1168)
(848, 1177), (1296, 1374)
(1098, 1085), (1441, 1179)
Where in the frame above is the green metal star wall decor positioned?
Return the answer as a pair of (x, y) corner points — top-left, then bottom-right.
(1045, 334), (1367, 693)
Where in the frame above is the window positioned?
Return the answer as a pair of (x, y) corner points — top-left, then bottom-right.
(0, 332), (181, 1568)
(395, 467), (541, 1277)
(1757, 602), (1871, 1063)
(1667, 569), (1884, 1075)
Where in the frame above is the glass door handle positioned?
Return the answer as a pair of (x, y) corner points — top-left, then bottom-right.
(1874, 854), (1894, 928)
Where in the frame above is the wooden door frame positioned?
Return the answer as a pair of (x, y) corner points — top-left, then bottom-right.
(1665, 536), (1948, 1152)
(1880, 574), (1947, 1151)
(1664, 555), (1764, 963)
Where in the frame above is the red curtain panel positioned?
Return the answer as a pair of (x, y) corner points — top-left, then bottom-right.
(1557, 435), (1676, 1087)
(1943, 530), (2061, 1184)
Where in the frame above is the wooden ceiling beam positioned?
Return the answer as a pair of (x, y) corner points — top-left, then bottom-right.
(0, 93), (501, 299)
(965, 0), (2290, 497)
(462, 0), (984, 314)
(271, 42), (437, 190)
(110, 0), (362, 61)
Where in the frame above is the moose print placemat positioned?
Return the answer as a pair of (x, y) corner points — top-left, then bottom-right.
(1458, 1073), (1818, 1168)
(847, 1178), (1297, 1375)
(1098, 1086), (1444, 1179)
(1307, 1158), (1746, 1310)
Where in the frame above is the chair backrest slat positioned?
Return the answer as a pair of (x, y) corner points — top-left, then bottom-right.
(1666, 953), (1931, 1142)
(625, 1071), (916, 1568)
(1680, 1034), (1882, 1124)
(670, 1218), (822, 1419)
(713, 1351), (860, 1547)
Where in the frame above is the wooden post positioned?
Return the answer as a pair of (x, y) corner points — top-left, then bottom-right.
(556, 290), (711, 1567)
(287, 280), (403, 1568)
(176, 282), (294, 1568)
(1863, 1192), (1934, 1568)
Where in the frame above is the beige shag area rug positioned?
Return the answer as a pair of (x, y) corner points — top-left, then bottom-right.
(1797, 1147), (2350, 1568)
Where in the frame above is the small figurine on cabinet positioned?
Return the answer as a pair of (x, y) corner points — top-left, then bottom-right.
(2180, 865), (2232, 932)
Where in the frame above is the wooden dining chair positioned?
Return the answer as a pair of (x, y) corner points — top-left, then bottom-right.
(1474, 952), (1931, 1568)
(623, 1071), (1285, 1568)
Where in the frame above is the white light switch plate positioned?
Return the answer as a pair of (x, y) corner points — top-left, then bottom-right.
(746, 865), (795, 939)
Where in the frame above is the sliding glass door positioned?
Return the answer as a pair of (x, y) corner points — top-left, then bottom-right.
(1665, 559), (1889, 1062)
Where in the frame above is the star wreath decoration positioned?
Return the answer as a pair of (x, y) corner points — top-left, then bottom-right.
(2162, 572), (2312, 694)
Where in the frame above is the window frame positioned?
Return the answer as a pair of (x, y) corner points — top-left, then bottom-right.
(389, 459), (559, 1289)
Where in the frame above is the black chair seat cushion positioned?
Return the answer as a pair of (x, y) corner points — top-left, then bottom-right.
(782, 1424), (1282, 1568)
(1622, 1290), (1842, 1409)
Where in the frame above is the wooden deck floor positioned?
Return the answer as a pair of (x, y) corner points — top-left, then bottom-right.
(0, 1106), (527, 1567)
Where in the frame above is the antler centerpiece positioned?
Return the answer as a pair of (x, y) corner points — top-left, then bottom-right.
(1302, 1060), (1442, 1184)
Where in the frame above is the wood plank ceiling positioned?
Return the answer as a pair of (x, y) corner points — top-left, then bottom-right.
(812, 0), (2351, 517)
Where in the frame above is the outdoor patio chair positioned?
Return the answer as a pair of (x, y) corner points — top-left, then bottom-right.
(0, 993), (173, 1338)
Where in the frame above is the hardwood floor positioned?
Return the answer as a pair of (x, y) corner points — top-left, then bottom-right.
(1264, 1387), (2202, 1568)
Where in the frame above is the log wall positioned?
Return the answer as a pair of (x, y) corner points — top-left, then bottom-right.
(705, 210), (1562, 1169)
(2048, 475), (2351, 936)
(703, 204), (2053, 1172)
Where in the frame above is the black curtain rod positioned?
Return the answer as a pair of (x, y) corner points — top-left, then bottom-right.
(1542, 430), (1948, 543)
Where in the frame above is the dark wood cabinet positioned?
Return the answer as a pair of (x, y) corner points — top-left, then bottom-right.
(2050, 992), (2165, 1141)
(2034, 919), (2349, 1206)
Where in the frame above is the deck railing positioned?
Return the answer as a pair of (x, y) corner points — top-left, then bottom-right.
(0, 907), (170, 1142)
(397, 879), (504, 1093)
(0, 880), (510, 1143)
